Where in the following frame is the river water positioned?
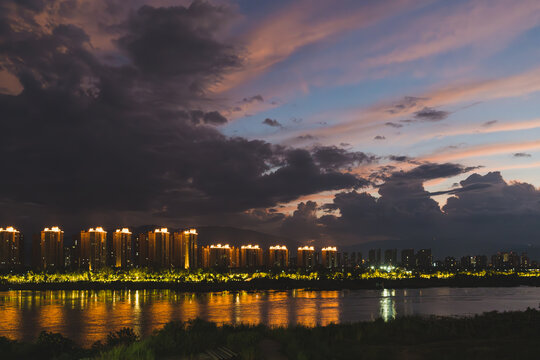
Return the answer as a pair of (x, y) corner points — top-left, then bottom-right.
(0, 287), (539, 346)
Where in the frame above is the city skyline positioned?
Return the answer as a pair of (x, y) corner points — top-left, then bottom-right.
(2, 0), (540, 256)
(1, 224), (536, 271)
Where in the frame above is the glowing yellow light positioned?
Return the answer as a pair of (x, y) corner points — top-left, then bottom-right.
(184, 228), (198, 234)
(0, 226), (19, 232)
(241, 245), (260, 249)
(270, 245), (287, 250)
(298, 246), (315, 251)
(210, 244), (230, 249)
(155, 228), (169, 233)
(89, 227), (106, 233)
(44, 226), (63, 232)
(322, 247), (337, 251)
(115, 228), (131, 234)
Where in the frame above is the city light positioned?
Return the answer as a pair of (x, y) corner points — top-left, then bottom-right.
(270, 245), (287, 250)
(241, 245), (260, 249)
(298, 246), (315, 251)
(0, 227), (18, 232)
(89, 227), (106, 232)
(115, 228), (131, 234)
(154, 228), (169, 233)
(322, 247), (337, 251)
(184, 229), (197, 234)
(44, 226), (63, 232)
(210, 244), (230, 249)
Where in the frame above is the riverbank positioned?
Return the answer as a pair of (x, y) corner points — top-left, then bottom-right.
(2, 270), (540, 291)
(1, 309), (540, 359)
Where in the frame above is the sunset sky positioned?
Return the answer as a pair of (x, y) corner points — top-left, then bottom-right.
(2, 0), (540, 255)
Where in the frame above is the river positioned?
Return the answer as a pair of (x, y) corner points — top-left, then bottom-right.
(0, 287), (539, 346)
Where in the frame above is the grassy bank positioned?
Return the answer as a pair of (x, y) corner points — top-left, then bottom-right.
(2, 268), (540, 291)
(1, 309), (540, 359)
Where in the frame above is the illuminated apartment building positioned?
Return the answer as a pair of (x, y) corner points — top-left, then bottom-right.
(0, 227), (22, 269)
(148, 228), (171, 268)
(113, 228), (132, 268)
(134, 233), (149, 267)
(80, 227), (107, 270)
(206, 244), (239, 268)
(267, 245), (289, 268)
(34, 227), (64, 269)
(240, 245), (263, 268)
(321, 247), (338, 269)
(172, 228), (198, 269)
(297, 246), (316, 268)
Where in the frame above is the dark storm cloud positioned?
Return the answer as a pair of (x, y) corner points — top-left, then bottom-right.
(0, 0), (369, 234)
(392, 163), (479, 181)
(242, 94), (263, 103)
(385, 122), (403, 128)
(311, 146), (377, 171)
(413, 107), (450, 122)
(286, 168), (540, 257)
(296, 134), (317, 141)
(513, 152), (532, 158)
(262, 118), (282, 127)
(482, 120), (498, 127)
(386, 96), (425, 114)
(387, 155), (415, 163)
(117, 2), (240, 79)
(374, 135), (385, 140)
(188, 110), (228, 125)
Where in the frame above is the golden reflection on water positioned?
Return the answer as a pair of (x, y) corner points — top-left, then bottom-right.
(379, 289), (396, 321)
(0, 289), (348, 345)
(267, 291), (288, 327)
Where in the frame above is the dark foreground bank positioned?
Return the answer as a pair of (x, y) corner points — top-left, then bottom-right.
(2, 308), (540, 359)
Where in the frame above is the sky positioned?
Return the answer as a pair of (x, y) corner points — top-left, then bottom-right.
(2, 0), (540, 256)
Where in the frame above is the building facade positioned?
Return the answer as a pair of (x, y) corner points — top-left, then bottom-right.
(321, 247), (338, 269)
(148, 228), (171, 268)
(267, 245), (288, 268)
(240, 245), (263, 268)
(401, 249), (415, 269)
(297, 246), (316, 268)
(0, 227), (22, 269)
(172, 229), (198, 269)
(80, 227), (107, 270)
(35, 227), (64, 270)
(113, 228), (132, 268)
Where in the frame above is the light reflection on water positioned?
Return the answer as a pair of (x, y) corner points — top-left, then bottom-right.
(1, 287), (540, 346)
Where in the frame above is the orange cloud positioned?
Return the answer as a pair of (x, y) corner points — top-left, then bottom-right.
(211, 0), (416, 95)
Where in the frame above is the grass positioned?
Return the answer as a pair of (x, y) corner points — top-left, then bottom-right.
(1, 308), (540, 359)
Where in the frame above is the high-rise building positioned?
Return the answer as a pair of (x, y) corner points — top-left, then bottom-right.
(148, 228), (171, 268)
(321, 247), (338, 269)
(401, 249), (415, 269)
(297, 246), (316, 268)
(416, 249), (432, 269)
(172, 229), (198, 269)
(0, 227), (22, 269)
(240, 245), (263, 268)
(113, 228), (132, 268)
(384, 249), (397, 266)
(205, 244), (238, 268)
(35, 227), (64, 270)
(267, 245), (288, 268)
(134, 233), (149, 267)
(80, 227), (107, 270)
(444, 256), (457, 270)
(368, 248), (381, 267)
